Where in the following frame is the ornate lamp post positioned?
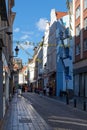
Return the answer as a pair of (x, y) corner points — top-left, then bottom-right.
(9, 46), (19, 98)
(15, 46), (19, 56)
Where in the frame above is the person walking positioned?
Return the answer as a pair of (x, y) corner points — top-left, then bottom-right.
(43, 86), (46, 96)
(46, 85), (49, 96)
(49, 86), (53, 96)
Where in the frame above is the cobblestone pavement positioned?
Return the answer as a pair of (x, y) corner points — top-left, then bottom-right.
(1, 94), (52, 130)
(1, 92), (87, 130)
(22, 92), (87, 130)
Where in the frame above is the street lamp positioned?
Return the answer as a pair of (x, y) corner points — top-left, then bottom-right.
(9, 46), (19, 97)
(9, 46), (19, 71)
(15, 46), (19, 56)
(9, 46), (19, 59)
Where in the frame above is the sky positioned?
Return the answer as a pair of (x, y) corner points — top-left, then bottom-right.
(13, 0), (67, 64)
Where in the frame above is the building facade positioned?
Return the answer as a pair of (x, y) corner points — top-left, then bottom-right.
(0, 0), (16, 119)
(37, 44), (43, 91)
(13, 58), (23, 86)
(47, 9), (67, 95)
(56, 14), (73, 96)
(73, 0), (87, 97)
(42, 22), (50, 87)
(27, 58), (36, 91)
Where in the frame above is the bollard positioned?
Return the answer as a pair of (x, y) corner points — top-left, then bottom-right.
(74, 99), (76, 108)
(66, 95), (69, 105)
(83, 101), (86, 111)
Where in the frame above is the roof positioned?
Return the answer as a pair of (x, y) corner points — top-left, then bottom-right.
(55, 12), (67, 20)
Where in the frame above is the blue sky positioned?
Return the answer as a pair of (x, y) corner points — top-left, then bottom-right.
(13, 0), (67, 64)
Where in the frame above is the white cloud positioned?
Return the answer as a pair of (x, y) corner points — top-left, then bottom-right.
(21, 31), (34, 35)
(20, 35), (29, 40)
(36, 18), (48, 31)
(14, 28), (20, 32)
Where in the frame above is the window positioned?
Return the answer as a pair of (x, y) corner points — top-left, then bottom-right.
(65, 66), (69, 76)
(76, 6), (80, 19)
(84, 0), (87, 9)
(84, 39), (87, 51)
(84, 18), (87, 30)
(76, 44), (80, 55)
(76, 24), (80, 36)
(56, 28), (59, 38)
(64, 27), (70, 38)
(59, 30), (63, 40)
(65, 47), (69, 57)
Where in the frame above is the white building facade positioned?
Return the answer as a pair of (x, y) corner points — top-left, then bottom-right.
(42, 22), (50, 87)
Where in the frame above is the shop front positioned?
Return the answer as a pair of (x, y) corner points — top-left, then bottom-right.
(48, 71), (56, 96)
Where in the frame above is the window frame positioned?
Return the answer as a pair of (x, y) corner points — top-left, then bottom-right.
(83, 38), (87, 51)
(84, 0), (87, 9)
(76, 6), (80, 19)
(76, 24), (80, 36)
(84, 17), (87, 30)
(75, 44), (80, 55)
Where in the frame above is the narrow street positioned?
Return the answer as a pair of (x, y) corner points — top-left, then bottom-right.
(1, 1), (87, 130)
(22, 92), (87, 130)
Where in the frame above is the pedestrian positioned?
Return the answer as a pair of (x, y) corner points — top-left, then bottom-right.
(46, 84), (49, 96)
(49, 86), (53, 96)
(13, 86), (15, 95)
(30, 83), (33, 92)
(43, 86), (46, 96)
(18, 85), (22, 95)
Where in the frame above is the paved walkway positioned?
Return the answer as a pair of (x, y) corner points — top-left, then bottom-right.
(50, 95), (87, 112)
(1, 94), (52, 130)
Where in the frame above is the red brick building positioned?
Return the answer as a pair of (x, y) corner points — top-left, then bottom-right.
(73, 0), (87, 97)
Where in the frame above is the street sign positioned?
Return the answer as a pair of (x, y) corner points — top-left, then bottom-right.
(65, 75), (72, 80)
